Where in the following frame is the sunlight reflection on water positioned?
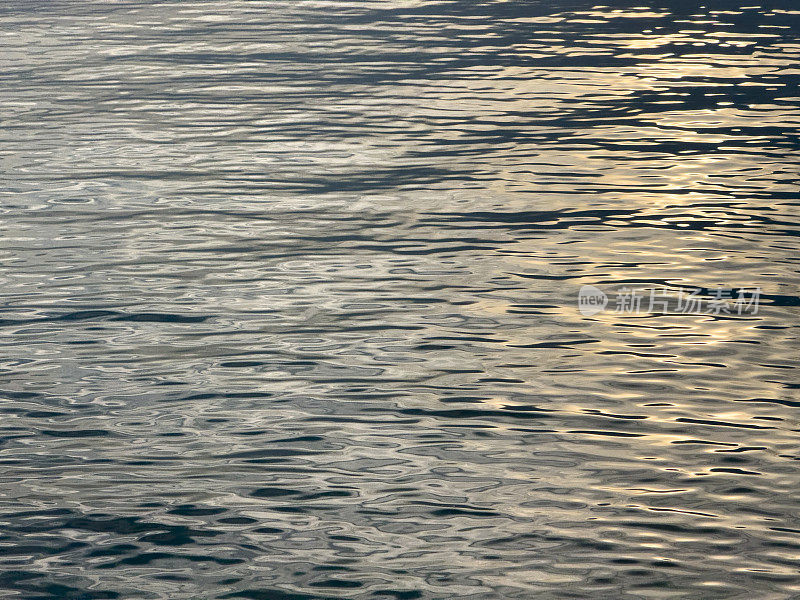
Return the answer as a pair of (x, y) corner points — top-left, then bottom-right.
(0, 1), (799, 598)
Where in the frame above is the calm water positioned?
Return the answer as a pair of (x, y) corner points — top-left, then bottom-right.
(1, 1), (800, 598)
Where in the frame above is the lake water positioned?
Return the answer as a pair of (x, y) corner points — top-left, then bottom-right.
(1, 1), (800, 598)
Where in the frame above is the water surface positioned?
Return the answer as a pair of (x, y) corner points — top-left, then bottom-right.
(1, 1), (800, 598)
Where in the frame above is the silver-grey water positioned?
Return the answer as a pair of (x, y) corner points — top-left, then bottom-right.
(1, 1), (800, 598)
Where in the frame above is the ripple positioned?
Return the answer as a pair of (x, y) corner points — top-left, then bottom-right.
(1, 0), (799, 598)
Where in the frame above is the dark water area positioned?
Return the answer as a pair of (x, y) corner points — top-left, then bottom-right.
(1, 1), (800, 598)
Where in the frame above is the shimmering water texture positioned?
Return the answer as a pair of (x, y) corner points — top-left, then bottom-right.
(1, 1), (800, 598)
